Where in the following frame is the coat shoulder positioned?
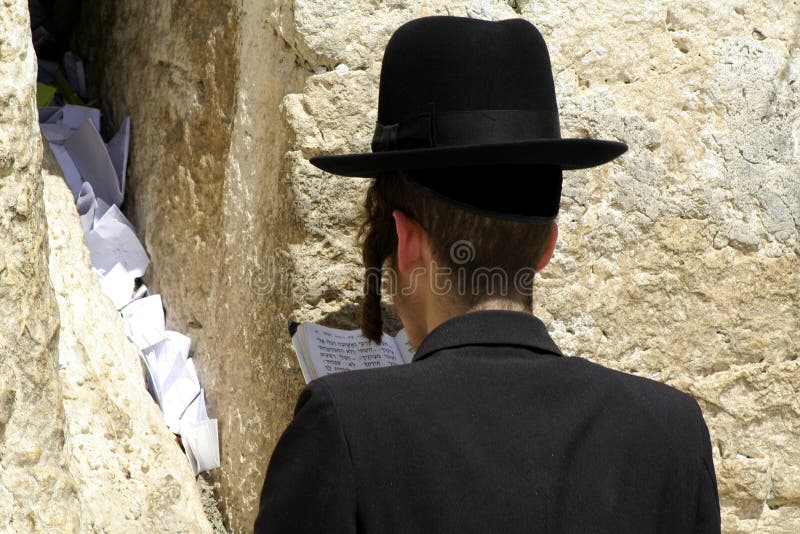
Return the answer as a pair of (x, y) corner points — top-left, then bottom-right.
(316, 354), (705, 447)
(571, 356), (708, 450)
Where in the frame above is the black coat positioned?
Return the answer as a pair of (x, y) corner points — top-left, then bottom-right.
(254, 309), (721, 533)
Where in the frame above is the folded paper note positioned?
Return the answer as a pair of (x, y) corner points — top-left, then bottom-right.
(180, 419), (221, 476)
(65, 118), (124, 207)
(121, 295), (166, 351)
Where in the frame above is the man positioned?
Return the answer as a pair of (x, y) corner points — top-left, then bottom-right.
(255, 15), (721, 533)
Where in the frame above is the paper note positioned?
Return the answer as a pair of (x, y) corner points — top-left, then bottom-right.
(94, 196), (111, 226)
(180, 418), (220, 475)
(36, 82), (57, 107)
(161, 357), (201, 433)
(75, 181), (96, 234)
(106, 117), (130, 189)
(53, 72), (83, 105)
(151, 331), (192, 386)
(140, 331), (193, 414)
(64, 118), (123, 206)
(131, 283), (149, 301)
(50, 143), (84, 200)
(120, 295), (166, 351)
(141, 348), (162, 406)
(61, 105), (100, 132)
(98, 262), (136, 310)
(84, 216), (149, 277)
(95, 202), (136, 233)
(180, 386), (209, 424)
(39, 106), (63, 123)
(41, 123), (72, 144)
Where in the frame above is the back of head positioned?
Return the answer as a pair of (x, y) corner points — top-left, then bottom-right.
(358, 165), (557, 343)
(310, 16), (626, 343)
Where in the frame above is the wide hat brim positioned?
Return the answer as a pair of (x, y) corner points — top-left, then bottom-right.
(309, 137), (627, 177)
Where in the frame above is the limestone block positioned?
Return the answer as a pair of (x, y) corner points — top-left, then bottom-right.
(42, 146), (212, 532)
(281, 2), (800, 532)
(673, 360), (800, 532)
(0, 2), (80, 531)
(64, 0), (799, 531)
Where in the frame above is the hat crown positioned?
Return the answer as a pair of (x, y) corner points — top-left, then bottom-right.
(376, 16), (559, 124)
(306, 15), (628, 182)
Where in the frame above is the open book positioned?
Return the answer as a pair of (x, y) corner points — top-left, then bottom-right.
(289, 321), (416, 383)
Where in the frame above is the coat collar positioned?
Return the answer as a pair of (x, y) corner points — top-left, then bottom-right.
(411, 309), (564, 363)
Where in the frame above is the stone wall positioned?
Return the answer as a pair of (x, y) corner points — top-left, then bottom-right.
(42, 143), (212, 532)
(72, 0), (308, 530)
(2, 1), (212, 531)
(64, 1), (799, 532)
(282, 2), (800, 531)
(0, 2), (79, 530)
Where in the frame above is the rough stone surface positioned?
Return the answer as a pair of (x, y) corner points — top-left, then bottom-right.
(64, 0), (799, 532)
(283, 3), (800, 532)
(1, 1), (213, 531)
(72, 1), (307, 530)
(42, 146), (213, 533)
(0, 3), (80, 531)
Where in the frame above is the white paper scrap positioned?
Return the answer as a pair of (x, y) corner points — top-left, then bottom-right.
(64, 118), (123, 206)
(49, 143), (83, 200)
(84, 218), (148, 277)
(161, 357), (201, 433)
(39, 106), (63, 124)
(179, 387), (209, 424)
(75, 181), (96, 234)
(141, 348), (162, 407)
(93, 196), (111, 226)
(120, 295), (166, 351)
(106, 116), (130, 188)
(61, 104), (101, 132)
(180, 418), (220, 475)
(63, 51), (87, 99)
(151, 331), (192, 387)
(40, 123), (72, 144)
(98, 262), (137, 310)
(95, 202), (135, 233)
(131, 283), (149, 302)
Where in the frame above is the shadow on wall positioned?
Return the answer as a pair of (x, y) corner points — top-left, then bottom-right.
(317, 300), (403, 335)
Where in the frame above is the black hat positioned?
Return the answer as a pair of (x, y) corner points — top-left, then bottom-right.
(308, 15), (627, 220)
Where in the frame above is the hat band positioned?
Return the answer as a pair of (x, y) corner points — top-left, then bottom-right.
(371, 108), (560, 152)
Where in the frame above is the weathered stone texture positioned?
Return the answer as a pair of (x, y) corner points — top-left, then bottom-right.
(0, 1), (213, 531)
(42, 146), (212, 532)
(284, 2), (800, 533)
(72, 1), (308, 530)
(525, 4), (800, 530)
(0, 2), (80, 531)
(64, 0), (799, 532)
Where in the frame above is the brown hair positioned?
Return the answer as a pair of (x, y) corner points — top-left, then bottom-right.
(356, 168), (556, 343)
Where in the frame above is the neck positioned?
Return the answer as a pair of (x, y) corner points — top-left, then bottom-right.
(424, 296), (531, 337)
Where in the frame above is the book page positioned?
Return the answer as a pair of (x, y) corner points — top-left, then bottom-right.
(302, 323), (405, 379)
(393, 328), (416, 364)
(291, 332), (313, 383)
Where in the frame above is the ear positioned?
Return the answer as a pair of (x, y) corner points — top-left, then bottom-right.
(535, 220), (558, 272)
(392, 209), (425, 274)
